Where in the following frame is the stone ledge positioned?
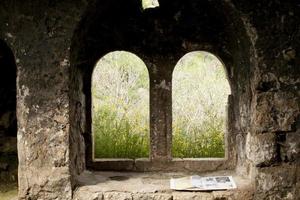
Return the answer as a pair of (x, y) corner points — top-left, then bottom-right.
(73, 171), (254, 200)
(88, 158), (233, 172)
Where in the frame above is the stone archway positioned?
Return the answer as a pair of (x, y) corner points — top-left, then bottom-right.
(70, 0), (254, 172)
(0, 0), (296, 199)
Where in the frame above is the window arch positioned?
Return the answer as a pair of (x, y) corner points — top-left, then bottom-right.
(172, 51), (231, 158)
(92, 51), (150, 159)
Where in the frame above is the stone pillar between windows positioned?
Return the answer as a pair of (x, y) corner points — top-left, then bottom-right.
(149, 64), (172, 161)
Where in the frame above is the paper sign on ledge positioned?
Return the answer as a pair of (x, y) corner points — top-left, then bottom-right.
(170, 176), (237, 191)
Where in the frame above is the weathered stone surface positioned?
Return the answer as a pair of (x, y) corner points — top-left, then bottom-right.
(0, 0), (87, 198)
(295, 165), (300, 200)
(256, 72), (280, 92)
(73, 186), (103, 200)
(0, 0), (299, 200)
(212, 190), (254, 200)
(255, 164), (298, 200)
(103, 192), (133, 200)
(74, 171), (254, 200)
(18, 167), (72, 200)
(173, 192), (213, 200)
(253, 91), (299, 133)
(246, 132), (277, 166)
(279, 131), (300, 162)
(132, 193), (172, 200)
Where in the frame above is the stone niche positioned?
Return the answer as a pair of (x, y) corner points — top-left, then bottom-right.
(0, 39), (17, 183)
(0, 0), (299, 199)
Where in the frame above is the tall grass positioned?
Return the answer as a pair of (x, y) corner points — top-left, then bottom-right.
(172, 108), (226, 158)
(172, 52), (230, 158)
(93, 105), (149, 158)
(92, 51), (230, 159)
(92, 51), (149, 158)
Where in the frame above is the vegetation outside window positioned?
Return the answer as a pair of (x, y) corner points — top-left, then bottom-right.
(172, 51), (231, 158)
(92, 51), (230, 160)
(92, 51), (150, 159)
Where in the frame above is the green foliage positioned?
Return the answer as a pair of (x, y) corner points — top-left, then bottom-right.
(172, 51), (230, 158)
(93, 105), (149, 158)
(92, 51), (149, 158)
(92, 51), (230, 159)
(172, 109), (225, 158)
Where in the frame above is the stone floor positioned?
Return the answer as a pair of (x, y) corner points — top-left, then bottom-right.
(74, 170), (254, 200)
(0, 182), (18, 200)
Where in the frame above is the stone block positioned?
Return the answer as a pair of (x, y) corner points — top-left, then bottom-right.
(256, 72), (279, 92)
(246, 132), (277, 166)
(279, 131), (300, 162)
(103, 192), (133, 200)
(212, 190), (254, 200)
(255, 164), (297, 200)
(132, 193), (172, 200)
(173, 192), (213, 200)
(253, 91), (299, 133)
(73, 186), (103, 200)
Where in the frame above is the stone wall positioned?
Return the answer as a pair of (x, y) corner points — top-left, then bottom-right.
(0, 0), (87, 199)
(0, 0), (299, 199)
(241, 1), (300, 198)
(70, 0), (253, 171)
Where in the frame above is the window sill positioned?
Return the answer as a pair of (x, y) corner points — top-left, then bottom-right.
(90, 157), (234, 172)
(74, 170), (254, 200)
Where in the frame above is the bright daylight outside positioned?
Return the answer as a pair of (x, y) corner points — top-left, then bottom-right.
(172, 51), (231, 158)
(92, 51), (231, 159)
(141, 0), (159, 9)
(92, 51), (150, 159)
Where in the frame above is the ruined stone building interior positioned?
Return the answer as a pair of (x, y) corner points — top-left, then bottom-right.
(0, 0), (299, 199)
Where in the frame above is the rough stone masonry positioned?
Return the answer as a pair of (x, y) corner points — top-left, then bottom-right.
(0, 0), (299, 199)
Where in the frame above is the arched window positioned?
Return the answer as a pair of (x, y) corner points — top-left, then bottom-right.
(172, 51), (231, 158)
(92, 51), (149, 159)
